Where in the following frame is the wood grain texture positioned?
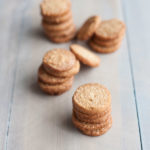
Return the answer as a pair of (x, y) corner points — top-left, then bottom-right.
(122, 0), (150, 149)
(0, 0), (144, 149)
(0, 0), (27, 149)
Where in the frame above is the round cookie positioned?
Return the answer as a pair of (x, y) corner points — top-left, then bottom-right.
(40, 0), (71, 17)
(46, 31), (76, 43)
(70, 44), (100, 67)
(95, 19), (125, 40)
(77, 16), (101, 41)
(72, 83), (111, 115)
(43, 49), (76, 72)
(93, 34), (123, 47)
(38, 65), (71, 85)
(38, 76), (74, 95)
(44, 25), (75, 38)
(73, 106), (111, 120)
(44, 60), (80, 77)
(89, 40), (121, 53)
(72, 113), (112, 130)
(42, 18), (74, 31)
(80, 120), (112, 136)
(74, 110), (111, 124)
(43, 11), (72, 24)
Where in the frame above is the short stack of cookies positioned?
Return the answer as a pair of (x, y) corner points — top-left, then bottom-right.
(38, 49), (80, 95)
(72, 83), (112, 136)
(89, 19), (125, 53)
(40, 0), (76, 43)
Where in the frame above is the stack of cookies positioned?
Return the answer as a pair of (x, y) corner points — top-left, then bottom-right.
(89, 19), (125, 53)
(38, 49), (80, 95)
(40, 0), (76, 43)
(72, 83), (112, 136)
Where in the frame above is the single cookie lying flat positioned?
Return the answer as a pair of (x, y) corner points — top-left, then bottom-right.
(43, 10), (72, 24)
(93, 34), (123, 47)
(72, 113), (112, 130)
(75, 110), (111, 124)
(43, 49), (76, 72)
(42, 18), (73, 31)
(73, 105), (111, 119)
(38, 76), (74, 95)
(73, 83), (111, 115)
(44, 60), (80, 77)
(40, 0), (71, 17)
(38, 65), (71, 85)
(47, 32), (75, 43)
(89, 40), (121, 53)
(95, 19), (125, 40)
(81, 120), (112, 136)
(44, 24), (75, 37)
(70, 44), (100, 67)
(77, 16), (101, 41)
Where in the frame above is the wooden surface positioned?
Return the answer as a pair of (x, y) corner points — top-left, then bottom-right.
(0, 0), (149, 149)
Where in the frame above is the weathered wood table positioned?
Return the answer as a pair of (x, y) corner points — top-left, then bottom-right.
(0, 0), (149, 149)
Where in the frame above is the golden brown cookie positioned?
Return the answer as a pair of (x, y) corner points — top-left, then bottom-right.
(95, 19), (125, 40)
(44, 60), (80, 77)
(70, 44), (100, 67)
(74, 110), (111, 124)
(44, 24), (75, 38)
(38, 65), (72, 85)
(38, 76), (74, 95)
(77, 16), (101, 41)
(93, 34), (123, 47)
(72, 83), (111, 115)
(80, 120), (112, 136)
(43, 11), (72, 24)
(40, 0), (71, 17)
(42, 18), (74, 31)
(72, 113), (112, 130)
(73, 105), (111, 119)
(73, 106), (111, 119)
(43, 49), (76, 72)
(46, 31), (76, 43)
(89, 40), (121, 53)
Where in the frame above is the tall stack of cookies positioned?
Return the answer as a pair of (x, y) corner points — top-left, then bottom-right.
(40, 0), (76, 43)
(72, 83), (112, 136)
(38, 49), (80, 95)
(89, 19), (125, 53)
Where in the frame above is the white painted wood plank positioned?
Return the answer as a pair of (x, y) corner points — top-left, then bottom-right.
(5, 0), (141, 149)
(122, 0), (150, 149)
(0, 0), (27, 149)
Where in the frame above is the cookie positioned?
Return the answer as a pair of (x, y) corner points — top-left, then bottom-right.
(95, 19), (125, 40)
(74, 110), (111, 124)
(40, 0), (71, 17)
(38, 76), (74, 95)
(89, 40), (121, 53)
(38, 65), (71, 85)
(43, 11), (72, 24)
(77, 16), (101, 41)
(73, 106), (111, 120)
(80, 120), (112, 136)
(70, 44), (100, 67)
(46, 31), (76, 43)
(93, 34), (123, 47)
(42, 18), (74, 31)
(72, 113), (112, 130)
(43, 49), (76, 72)
(44, 24), (75, 38)
(72, 83), (111, 115)
(44, 60), (80, 77)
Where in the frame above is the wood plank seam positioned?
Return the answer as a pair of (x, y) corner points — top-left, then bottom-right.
(121, 0), (143, 149)
(4, 1), (30, 150)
